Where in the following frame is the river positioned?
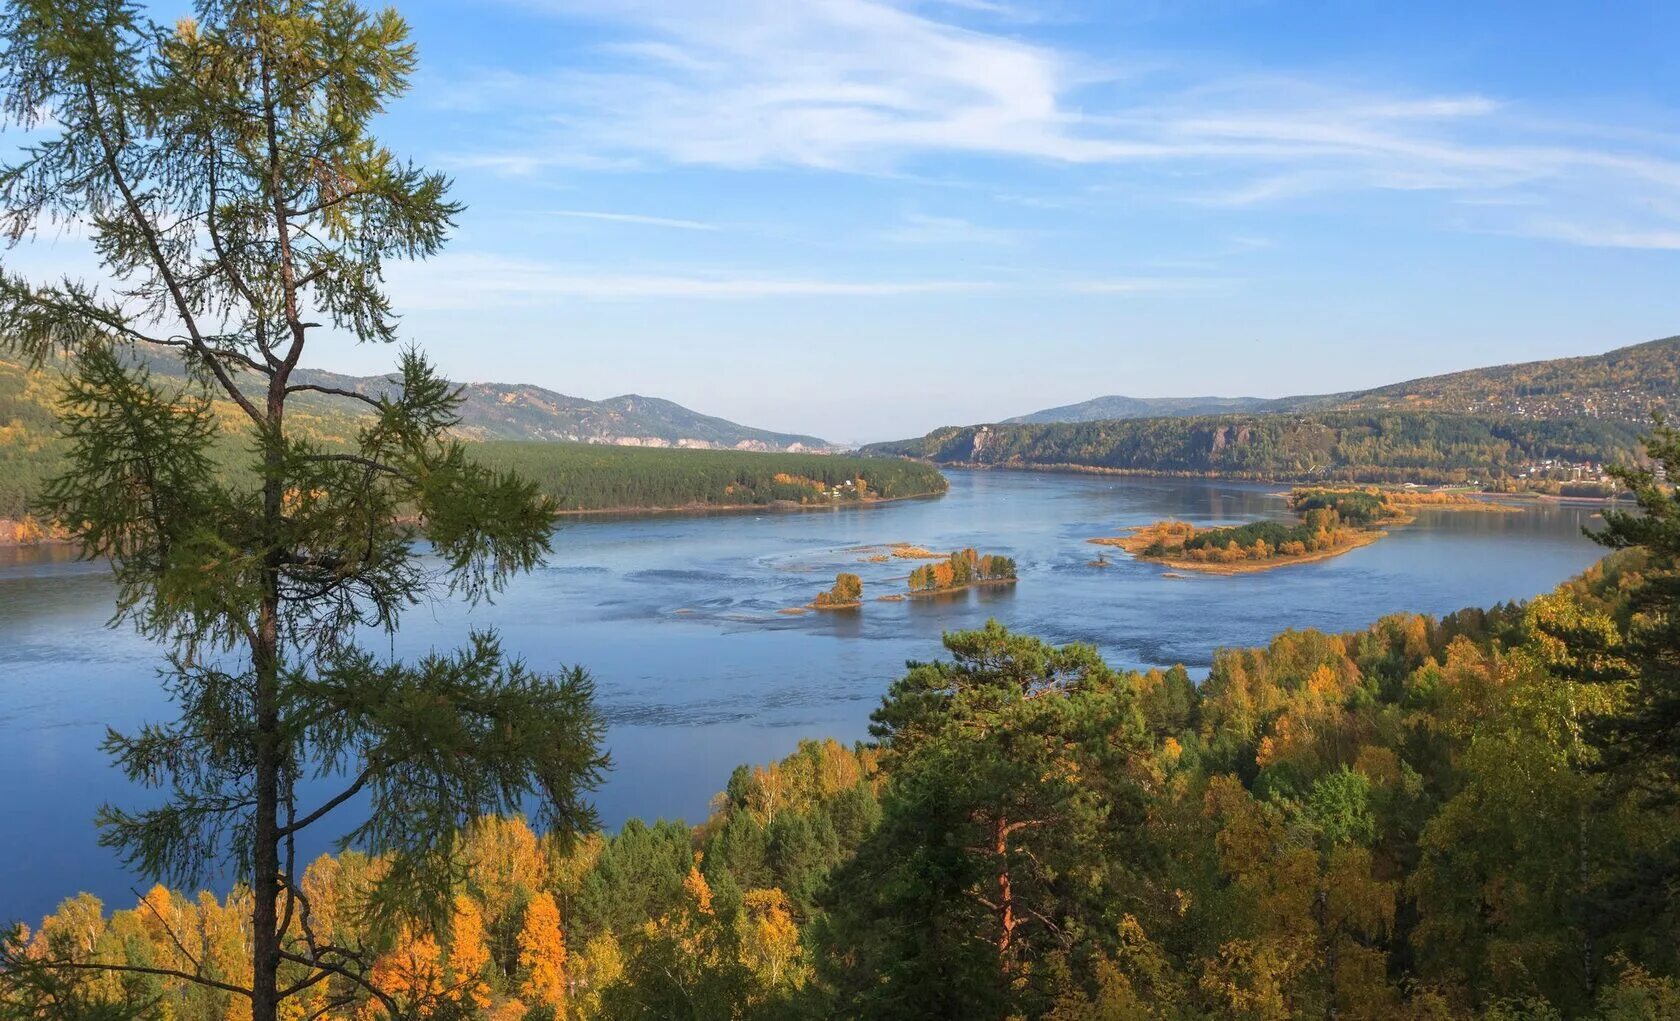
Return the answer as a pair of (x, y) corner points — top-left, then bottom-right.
(0, 469), (1606, 922)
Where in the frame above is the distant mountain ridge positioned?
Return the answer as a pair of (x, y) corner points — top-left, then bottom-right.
(1006, 394), (1313, 424)
(1007, 335), (1679, 426)
(285, 365), (832, 451)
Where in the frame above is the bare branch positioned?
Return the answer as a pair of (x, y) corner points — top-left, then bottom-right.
(277, 950), (398, 1017)
(278, 760), (380, 838)
(32, 959), (253, 999)
(132, 885), (207, 974)
(284, 383), (381, 409)
(298, 453), (413, 482)
(286, 187), (364, 219)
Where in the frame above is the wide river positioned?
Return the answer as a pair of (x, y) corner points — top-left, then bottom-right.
(0, 469), (1606, 922)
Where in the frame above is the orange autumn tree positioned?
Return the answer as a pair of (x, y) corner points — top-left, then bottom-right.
(360, 927), (444, 1020)
(447, 895), (493, 1011)
(516, 892), (567, 1013)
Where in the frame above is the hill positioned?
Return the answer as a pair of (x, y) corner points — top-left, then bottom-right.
(863, 411), (1646, 487)
(282, 364), (831, 450)
(1008, 335), (1679, 426)
(0, 353), (870, 520)
(1, 350), (829, 451)
(1005, 394), (1286, 423)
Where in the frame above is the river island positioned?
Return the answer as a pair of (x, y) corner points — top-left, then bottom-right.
(1090, 487), (1513, 575)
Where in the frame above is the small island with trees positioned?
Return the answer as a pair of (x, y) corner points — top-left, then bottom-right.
(1092, 488), (1436, 574)
(810, 572), (864, 609)
(907, 548), (1018, 595)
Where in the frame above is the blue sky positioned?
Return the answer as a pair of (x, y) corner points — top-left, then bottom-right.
(17, 1), (1680, 441)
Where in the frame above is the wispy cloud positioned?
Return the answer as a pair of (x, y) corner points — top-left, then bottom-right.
(460, 0), (1680, 250)
(1063, 277), (1211, 294)
(1512, 221), (1680, 251)
(876, 212), (1018, 245)
(546, 209), (719, 230)
(387, 253), (994, 306)
(386, 253), (1197, 306)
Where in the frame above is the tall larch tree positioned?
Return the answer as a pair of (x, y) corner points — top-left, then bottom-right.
(516, 892), (566, 1015)
(445, 895), (491, 1012)
(0, 2), (606, 1019)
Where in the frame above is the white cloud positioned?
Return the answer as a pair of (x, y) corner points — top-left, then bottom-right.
(386, 252), (1197, 306)
(876, 212), (1018, 245)
(459, 0), (1680, 250)
(1515, 221), (1680, 251)
(387, 253), (994, 306)
(1063, 277), (1208, 294)
(545, 209), (719, 230)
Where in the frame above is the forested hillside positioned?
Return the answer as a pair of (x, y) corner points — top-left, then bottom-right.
(282, 364), (832, 449)
(13, 543), (1680, 1019)
(1006, 394), (1287, 424)
(1009, 335), (1678, 426)
(0, 358), (928, 520)
(1335, 334), (1679, 421)
(866, 411), (1646, 486)
(0, 350), (829, 463)
(470, 443), (946, 512)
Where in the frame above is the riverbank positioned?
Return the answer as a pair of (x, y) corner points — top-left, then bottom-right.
(906, 577), (1019, 598)
(549, 490), (946, 519)
(0, 490), (950, 548)
(1385, 492), (1523, 513)
(883, 457), (1625, 501)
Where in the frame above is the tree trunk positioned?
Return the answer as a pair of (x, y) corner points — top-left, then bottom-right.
(250, 365), (288, 1021)
(251, 610), (281, 1021)
(1580, 806), (1595, 998)
(1318, 884), (1337, 1021)
(996, 815), (1015, 979)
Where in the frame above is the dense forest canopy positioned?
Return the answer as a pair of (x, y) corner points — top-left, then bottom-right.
(468, 443), (947, 512)
(865, 410), (1647, 486)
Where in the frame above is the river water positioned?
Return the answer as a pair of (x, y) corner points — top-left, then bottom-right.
(0, 469), (1606, 922)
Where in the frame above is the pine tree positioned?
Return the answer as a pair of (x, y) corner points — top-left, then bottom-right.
(1581, 419), (1680, 944)
(1589, 420), (1680, 786)
(0, 3), (605, 1019)
(821, 621), (1152, 1018)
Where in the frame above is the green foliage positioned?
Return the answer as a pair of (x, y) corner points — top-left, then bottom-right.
(1178, 518), (1313, 554)
(867, 410), (1646, 485)
(906, 547), (1016, 592)
(1288, 487), (1394, 526)
(817, 622), (1150, 1018)
(469, 442), (947, 512)
(1305, 767), (1377, 848)
(0, 356), (949, 519)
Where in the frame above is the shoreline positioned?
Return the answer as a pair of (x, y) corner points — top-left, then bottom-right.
(898, 459), (1629, 500)
(0, 490), (950, 548)
(548, 489), (946, 520)
(906, 577), (1019, 598)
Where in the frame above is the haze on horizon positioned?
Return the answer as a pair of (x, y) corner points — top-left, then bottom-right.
(6, 0), (1679, 443)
